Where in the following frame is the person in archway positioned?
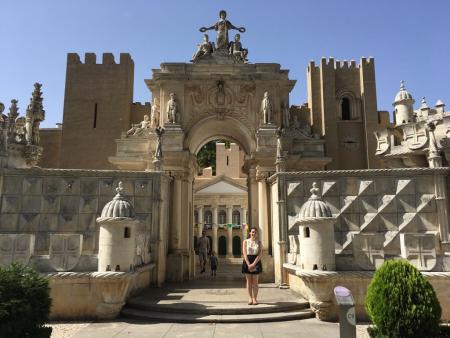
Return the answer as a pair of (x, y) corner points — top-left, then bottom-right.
(242, 227), (263, 305)
(198, 230), (210, 273)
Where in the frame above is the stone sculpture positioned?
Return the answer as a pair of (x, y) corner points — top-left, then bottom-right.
(228, 34), (248, 63)
(260, 91), (272, 124)
(166, 93), (178, 124)
(192, 34), (215, 62)
(150, 98), (159, 128)
(126, 115), (150, 137)
(25, 83), (45, 146)
(153, 126), (165, 171)
(199, 10), (245, 50)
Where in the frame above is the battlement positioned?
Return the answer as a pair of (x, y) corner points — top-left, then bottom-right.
(132, 102), (151, 107)
(67, 52), (133, 66)
(308, 57), (374, 72)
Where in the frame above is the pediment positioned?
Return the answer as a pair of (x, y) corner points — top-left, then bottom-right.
(195, 175), (247, 194)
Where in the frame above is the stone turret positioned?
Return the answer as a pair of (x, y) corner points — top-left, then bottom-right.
(393, 80), (415, 126)
(296, 182), (337, 271)
(97, 182), (139, 272)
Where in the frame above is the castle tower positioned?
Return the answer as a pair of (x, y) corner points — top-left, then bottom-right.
(306, 58), (381, 169)
(296, 182), (336, 271)
(59, 53), (135, 169)
(97, 182), (138, 272)
(393, 80), (415, 126)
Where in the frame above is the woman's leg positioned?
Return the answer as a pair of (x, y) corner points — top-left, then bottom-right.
(245, 274), (253, 303)
(252, 275), (259, 304)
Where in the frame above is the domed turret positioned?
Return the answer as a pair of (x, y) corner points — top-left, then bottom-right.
(296, 182), (337, 271)
(298, 183), (332, 220)
(98, 182), (134, 220)
(393, 80), (415, 126)
(97, 181), (138, 272)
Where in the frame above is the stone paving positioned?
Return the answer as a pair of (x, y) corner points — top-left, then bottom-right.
(50, 320), (371, 338)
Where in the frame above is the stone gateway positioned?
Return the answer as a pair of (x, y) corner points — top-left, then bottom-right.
(1, 10), (450, 322)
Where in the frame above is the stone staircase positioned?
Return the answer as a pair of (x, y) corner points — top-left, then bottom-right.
(121, 282), (315, 323)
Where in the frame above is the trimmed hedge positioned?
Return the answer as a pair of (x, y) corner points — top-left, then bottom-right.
(365, 260), (441, 338)
(0, 263), (52, 338)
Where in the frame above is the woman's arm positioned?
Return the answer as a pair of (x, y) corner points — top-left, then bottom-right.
(251, 241), (263, 265)
(242, 240), (251, 266)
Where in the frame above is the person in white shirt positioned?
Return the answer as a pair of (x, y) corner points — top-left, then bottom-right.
(242, 227), (263, 305)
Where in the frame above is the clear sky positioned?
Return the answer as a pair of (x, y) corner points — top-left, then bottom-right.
(1, 0), (449, 128)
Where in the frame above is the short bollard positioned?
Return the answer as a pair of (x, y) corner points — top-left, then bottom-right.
(333, 286), (356, 338)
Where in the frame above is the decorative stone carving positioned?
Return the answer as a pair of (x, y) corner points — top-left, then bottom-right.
(199, 10), (245, 50)
(136, 233), (151, 265)
(282, 102), (290, 128)
(287, 234), (299, 264)
(228, 33), (248, 63)
(260, 91), (273, 125)
(150, 98), (159, 128)
(166, 93), (178, 124)
(0, 84), (46, 168)
(153, 126), (164, 171)
(0, 234), (35, 266)
(49, 234), (83, 271)
(400, 233), (437, 271)
(192, 34), (214, 62)
(126, 115), (150, 137)
(374, 129), (390, 155)
(426, 120), (442, 167)
(352, 233), (384, 270)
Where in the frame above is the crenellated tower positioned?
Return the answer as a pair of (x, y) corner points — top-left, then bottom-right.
(306, 57), (386, 169)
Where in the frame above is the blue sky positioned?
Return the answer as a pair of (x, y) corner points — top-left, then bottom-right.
(0, 0), (449, 128)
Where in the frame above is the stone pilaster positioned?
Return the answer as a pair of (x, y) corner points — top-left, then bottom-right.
(197, 205), (204, 238)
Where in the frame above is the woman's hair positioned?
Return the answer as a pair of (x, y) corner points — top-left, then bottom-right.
(247, 227), (258, 239)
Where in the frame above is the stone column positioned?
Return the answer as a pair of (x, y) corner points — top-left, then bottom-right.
(248, 168), (259, 228)
(212, 206), (218, 254)
(257, 170), (269, 249)
(197, 205), (204, 238)
(226, 206), (233, 257)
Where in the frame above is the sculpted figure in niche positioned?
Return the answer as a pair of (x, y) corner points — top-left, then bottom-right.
(192, 34), (215, 62)
(199, 10), (245, 50)
(0, 113), (7, 153)
(126, 115), (150, 136)
(166, 93), (178, 124)
(228, 34), (248, 63)
(260, 92), (272, 124)
(150, 98), (159, 128)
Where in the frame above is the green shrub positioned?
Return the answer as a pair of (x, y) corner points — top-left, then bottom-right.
(365, 260), (441, 338)
(0, 263), (52, 338)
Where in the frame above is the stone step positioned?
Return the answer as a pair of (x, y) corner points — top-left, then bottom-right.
(126, 298), (310, 315)
(121, 307), (315, 323)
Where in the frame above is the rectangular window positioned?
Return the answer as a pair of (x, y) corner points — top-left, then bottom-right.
(93, 103), (98, 128)
(124, 227), (131, 238)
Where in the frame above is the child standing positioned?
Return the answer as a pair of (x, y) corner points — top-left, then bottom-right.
(210, 251), (218, 277)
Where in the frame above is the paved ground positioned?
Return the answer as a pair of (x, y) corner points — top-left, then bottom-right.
(50, 320), (371, 338)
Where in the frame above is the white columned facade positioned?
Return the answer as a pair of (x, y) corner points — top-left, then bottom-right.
(197, 205), (204, 238)
(212, 206), (218, 254)
(226, 206), (233, 257)
(242, 207), (248, 240)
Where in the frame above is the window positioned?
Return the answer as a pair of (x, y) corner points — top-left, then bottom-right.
(227, 156), (229, 166)
(124, 227), (131, 238)
(232, 210), (241, 225)
(304, 227), (310, 238)
(204, 210), (212, 225)
(313, 264), (318, 270)
(341, 97), (351, 120)
(93, 103), (98, 128)
(219, 210), (226, 224)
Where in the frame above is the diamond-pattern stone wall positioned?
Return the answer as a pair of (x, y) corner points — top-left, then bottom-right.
(0, 168), (164, 271)
(283, 168), (450, 271)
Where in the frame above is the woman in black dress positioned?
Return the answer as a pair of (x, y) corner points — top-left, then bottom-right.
(242, 227), (263, 305)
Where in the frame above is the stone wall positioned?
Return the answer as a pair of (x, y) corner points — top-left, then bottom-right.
(285, 266), (450, 322)
(279, 168), (450, 272)
(0, 168), (170, 284)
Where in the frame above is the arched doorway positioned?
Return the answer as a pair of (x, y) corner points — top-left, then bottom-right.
(232, 236), (241, 257)
(218, 236), (227, 256)
(207, 236), (212, 254)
